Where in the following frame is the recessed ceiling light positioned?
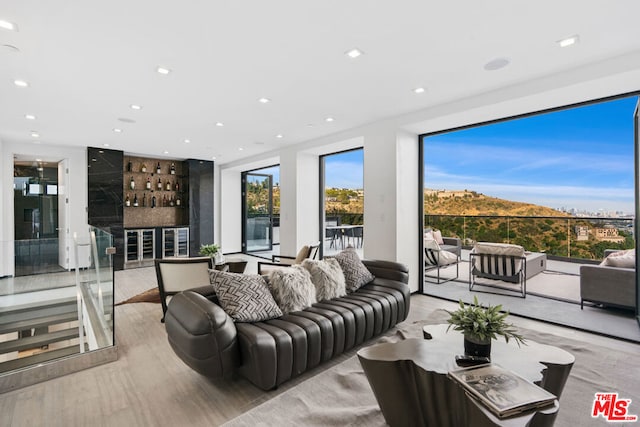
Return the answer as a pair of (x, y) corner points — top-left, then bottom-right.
(345, 48), (364, 58)
(31, 132), (39, 138)
(258, 97), (271, 104)
(156, 66), (171, 75)
(118, 117), (136, 123)
(184, 139), (191, 144)
(238, 147), (244, 151)
(25, 114), (36, 120)
(483, 57), (510, 71)
(35, 158), (42, 162)
(130, 104), (142, 110)
(557, 35), (579, 48)
(276, 134), (283, 139)
(413, 87), (425, 94)
(325, 117), (335, 122)
(212, 156), (217, 160)
(215, 122), (224, 127)
(0, 20), (18, 32)
(113, 128), (122, 133)
(163, 150), (169, 154)
(103, 143), (110, 147)
(14, 79), (29, 87)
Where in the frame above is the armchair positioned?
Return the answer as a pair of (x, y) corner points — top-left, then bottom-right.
(155, 257), (213, 322)
(257, 241), (320, 274)
(424, 238), (460, 284)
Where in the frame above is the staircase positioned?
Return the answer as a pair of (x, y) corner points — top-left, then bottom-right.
(0, 295), (84, 373)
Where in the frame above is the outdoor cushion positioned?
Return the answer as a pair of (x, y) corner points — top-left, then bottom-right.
(424, 238), (458, 266)
(600, 249), (635, 268)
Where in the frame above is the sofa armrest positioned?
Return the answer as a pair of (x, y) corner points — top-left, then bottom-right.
(579, 265), (636, 309)
(187, 285), (218, 303)
(165, 291), (239, 378)
(362, 259), (409, 284)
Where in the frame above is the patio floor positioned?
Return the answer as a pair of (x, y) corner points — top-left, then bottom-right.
(423, 250), (640, 343)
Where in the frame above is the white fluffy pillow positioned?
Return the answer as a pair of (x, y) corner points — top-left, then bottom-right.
(267, 265), (317, 314)
(301, 258), (347, 301)
(601, 249), (635, 268)
(432, 229), (445, 245)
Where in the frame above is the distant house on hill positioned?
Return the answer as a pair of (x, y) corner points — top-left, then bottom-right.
(594, 227), (626, 243)
(575, 226), (589, 241)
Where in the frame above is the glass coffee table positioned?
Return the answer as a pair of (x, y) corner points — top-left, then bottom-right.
(357, 324), (574, 427)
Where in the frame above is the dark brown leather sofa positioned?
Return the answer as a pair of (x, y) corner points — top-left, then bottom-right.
(164, 259), (410, 390)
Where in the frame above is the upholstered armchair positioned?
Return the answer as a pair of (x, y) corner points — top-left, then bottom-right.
(257, 242), (320, 275)
(155, 257), (213, 322)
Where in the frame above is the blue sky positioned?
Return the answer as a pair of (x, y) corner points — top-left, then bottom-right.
(424, 96), (638, 214)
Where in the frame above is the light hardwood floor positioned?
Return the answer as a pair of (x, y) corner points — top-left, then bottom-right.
(0, 259), (638, 426)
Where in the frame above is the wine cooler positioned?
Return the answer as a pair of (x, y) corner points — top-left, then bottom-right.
(125, 229), (156, 264)
(162, 227), (189, 258)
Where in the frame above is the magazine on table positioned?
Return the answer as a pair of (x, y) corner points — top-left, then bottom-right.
(448, 363), (557, 418)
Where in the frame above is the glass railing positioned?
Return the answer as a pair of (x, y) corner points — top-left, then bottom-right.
(425, 214), (635, 261)
(74, 226), (114, 352)
(0, 226), (114, 374)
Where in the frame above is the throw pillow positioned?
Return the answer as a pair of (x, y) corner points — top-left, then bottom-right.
(267, 265), (317, 314)
(301, 258), (347, 301)
(424, 239), (458, 266)
(432, 229), (445, 245)
(293, 245), (311, 264)
(209, 269), (282, 322)
(334, 247), (375, 292)
(601, 249), (635, 268)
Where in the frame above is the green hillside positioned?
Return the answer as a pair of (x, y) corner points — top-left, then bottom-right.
(424, 189), (633, 260)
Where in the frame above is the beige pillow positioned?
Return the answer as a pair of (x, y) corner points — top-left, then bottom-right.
(432, 229), (445, 245)
(301, 258), (347, 301)
(268, 265), (317, 314)
(601, 249), (635, 268)
(293, 245), (310, 264)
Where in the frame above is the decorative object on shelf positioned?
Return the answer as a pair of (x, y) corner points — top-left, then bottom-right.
(151, 195), (156, 208)
(176, 194), (181, 206)
(142, 193), (147, 207)
(133, 193), (139, 207)
(127, 160), (132, 172)
(446, 296), (525, 358)
(146, 177), (151, 190)
(165, 180), (171, 191)
(125, 194), (131, 207)
(157, 178), (162, 190)
(170, 162), (176, 175)
(156, 162), (161, 174)
(129, 176), (135, 190)
(141, 163), (147, 173)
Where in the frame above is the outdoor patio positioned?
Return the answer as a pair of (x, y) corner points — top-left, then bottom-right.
(423, 249), (640, 342)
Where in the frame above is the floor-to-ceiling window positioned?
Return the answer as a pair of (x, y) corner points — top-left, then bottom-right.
(242, 165), (280, 256)
(320, 149), (364, 257)
(420, 93), (639, 337)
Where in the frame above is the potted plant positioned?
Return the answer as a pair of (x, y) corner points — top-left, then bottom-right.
(446, 296), (525, 358)
(199, 244), (222, 264)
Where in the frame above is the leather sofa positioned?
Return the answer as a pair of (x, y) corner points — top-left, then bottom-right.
(164, 259), (410, 390)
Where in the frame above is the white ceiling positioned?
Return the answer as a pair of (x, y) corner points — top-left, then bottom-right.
(1, 1), (640, 165)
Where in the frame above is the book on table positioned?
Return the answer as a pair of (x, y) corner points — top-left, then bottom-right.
(448, 363), (557, 418)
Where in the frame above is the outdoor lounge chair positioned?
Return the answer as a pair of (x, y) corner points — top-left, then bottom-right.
(424, 238), (460, 284)
(257, 241), (320, 274)
(469, 242), (527, 298)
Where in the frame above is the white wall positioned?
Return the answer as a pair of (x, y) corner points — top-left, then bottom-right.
(220, 168), (242, 253)
(1, 143), (88, 276)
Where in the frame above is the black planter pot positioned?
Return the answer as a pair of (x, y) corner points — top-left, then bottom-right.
(464, 335), (492, 358)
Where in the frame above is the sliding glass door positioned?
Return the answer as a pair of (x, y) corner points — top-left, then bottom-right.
(242, 172), (274, 253)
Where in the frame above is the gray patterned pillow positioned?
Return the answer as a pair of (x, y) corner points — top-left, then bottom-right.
(301, 258), (346, 301)
(267, 265), (317, 314)
(334, 247), (375, 292)
(209, 269), (282, 322)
